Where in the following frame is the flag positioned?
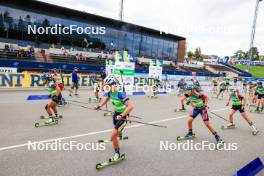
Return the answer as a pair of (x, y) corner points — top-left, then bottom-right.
(149, 59), (153, 66)
(123, 50), (130, 62)
(156, 59), (160, 67)
(115, 51), (120, 62)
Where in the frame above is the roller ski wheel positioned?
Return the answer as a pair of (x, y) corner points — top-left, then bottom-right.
(34, 119), (59, 128)
(98, 136), (128, 144)
(40, 115), (63, 119)
(103, 112), (114, 116)
(252, 128), (259, 136)
(96, 154), (125, 170)
(35, 122), (40, 128)
(215, 140), (224, 150)
(176, 133), (195, 141)
(174, 109), (186, 112)
(221, 124), (235, 130)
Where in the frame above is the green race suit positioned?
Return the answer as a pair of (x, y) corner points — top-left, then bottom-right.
(185, 93), (206, 108)
(255, 85), (264, 95)
(230, 93), (243, 106)
(105, 92), (129, 113)
(220, 83), (226, 90)
(45, 81), (57, 96)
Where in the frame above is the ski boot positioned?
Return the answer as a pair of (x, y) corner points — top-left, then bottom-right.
(251, 126), (259, 136)
(45, 116), (56, 124)
(215, 136), (224, 150)
(109, 152), (121, 162)
(221, 123), (235, 130)
(176, 132), (195, 141)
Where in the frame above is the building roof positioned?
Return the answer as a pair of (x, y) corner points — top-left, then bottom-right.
(1, 0), (186, 41)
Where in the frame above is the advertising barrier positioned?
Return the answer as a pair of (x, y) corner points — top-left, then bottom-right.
(0, 72), (155, 89)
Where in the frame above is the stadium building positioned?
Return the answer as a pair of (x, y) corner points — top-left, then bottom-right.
(0, 0), (186, 71)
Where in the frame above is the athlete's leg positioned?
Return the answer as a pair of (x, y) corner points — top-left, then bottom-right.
(228, 109), (236, 124)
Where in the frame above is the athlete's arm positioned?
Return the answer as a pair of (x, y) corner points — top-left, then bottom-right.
(203, 94), (209, 107)
(119, 100), (133, 119)
(96, 93), (110, 109)
(226, 96), (231, 106)
(238, 94), (246, 108)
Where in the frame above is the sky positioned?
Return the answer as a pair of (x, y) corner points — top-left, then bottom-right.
(39, 0), (264, 56)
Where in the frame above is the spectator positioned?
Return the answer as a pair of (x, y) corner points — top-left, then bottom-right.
(69, 67), (79, 97)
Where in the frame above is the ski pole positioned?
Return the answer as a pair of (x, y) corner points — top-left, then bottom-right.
(67, 99), (91, 104)
(126, 119), (167, 128)
(68, 100), (143, 119)
(209, 111), (230, 123)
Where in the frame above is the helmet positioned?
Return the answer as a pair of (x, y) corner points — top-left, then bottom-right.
(229, 86), (237, 93)
(40, 73), (48, 80)
(103, 74), (119, 85)
(185, 84), (194, 90)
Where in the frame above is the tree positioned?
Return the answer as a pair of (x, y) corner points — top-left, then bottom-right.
(187, 51), (194, 59)
(247, 47), (259, 60)
(193, 47), (202, 61)
(233, 50), (246, 60)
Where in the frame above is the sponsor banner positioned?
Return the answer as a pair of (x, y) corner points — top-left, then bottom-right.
(245, 78), (264, 82)
(0, 73), (92, 88)
(149, 66), (162, 80)
(0, 67), (17, 73)
(165, 75), (206, 81)
(114, 62), (135, 95)
(105, 64), (115, 75)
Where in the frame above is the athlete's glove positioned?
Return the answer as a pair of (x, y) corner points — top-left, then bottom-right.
(116, 115), (123, 121)
(186, 100), (190, 105)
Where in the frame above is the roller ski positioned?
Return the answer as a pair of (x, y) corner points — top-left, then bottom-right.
(98, 136), (128, 144)
(251, 107), (263, 113)
(176, 133), (195, 141)
(96, 153), (125, 170)
(174, 108), (186, 112)
(221, 123), (235, 130)
(147, 95), (158, 99)
(103, 111), (114, 116)
(88, 97), (102, 103)
(35, 118), (59, 128)
(40, 114), (63, 119)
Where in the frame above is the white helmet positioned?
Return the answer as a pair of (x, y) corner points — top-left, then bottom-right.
(103, 74), (119, 85)
(229, 86), (237, 93)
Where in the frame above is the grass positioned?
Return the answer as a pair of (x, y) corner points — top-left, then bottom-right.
(233, 64), (264, 78)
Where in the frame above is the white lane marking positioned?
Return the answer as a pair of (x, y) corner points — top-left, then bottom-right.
(0, 108), (228, 152)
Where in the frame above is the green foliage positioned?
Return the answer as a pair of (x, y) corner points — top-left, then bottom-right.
(234, 64), (264, 78)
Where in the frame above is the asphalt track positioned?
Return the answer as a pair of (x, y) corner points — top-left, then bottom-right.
(0, 89), (264, 176)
